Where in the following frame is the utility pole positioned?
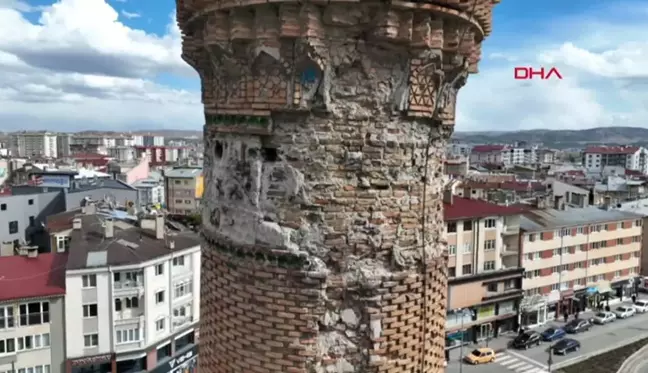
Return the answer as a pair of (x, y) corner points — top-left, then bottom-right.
(547, 346), (553, 373)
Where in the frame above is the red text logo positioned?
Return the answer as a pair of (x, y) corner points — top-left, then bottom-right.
(514, 67), (563, 80)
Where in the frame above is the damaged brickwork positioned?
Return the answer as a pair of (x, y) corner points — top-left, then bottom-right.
(176, 0), (500, 372)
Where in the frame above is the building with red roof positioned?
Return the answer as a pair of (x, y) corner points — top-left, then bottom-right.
(0, 250), (67, 372)
(583, 145), (648, 175)
(443, 192), (524, 338)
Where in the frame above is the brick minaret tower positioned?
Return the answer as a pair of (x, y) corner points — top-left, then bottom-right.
(177, 0), (499, 372)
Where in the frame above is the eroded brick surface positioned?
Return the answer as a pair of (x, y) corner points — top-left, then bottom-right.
(177, 0), (499, 372)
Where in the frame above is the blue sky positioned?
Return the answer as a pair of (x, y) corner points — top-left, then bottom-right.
(0, 0), (646, 132)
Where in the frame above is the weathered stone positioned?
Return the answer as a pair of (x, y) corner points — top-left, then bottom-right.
(177, 0), (500, 372)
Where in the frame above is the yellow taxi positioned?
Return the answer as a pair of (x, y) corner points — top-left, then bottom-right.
(463, 347), (496, 364)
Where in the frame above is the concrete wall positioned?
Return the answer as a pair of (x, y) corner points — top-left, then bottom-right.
(125, 158), (150, 185)
(0, 191), (64, 246)
(65, 187), (137, 211)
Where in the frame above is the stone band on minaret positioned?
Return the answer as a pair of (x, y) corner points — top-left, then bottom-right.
(176, 0), (499, 372)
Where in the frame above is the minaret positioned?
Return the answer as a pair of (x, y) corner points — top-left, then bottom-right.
(176, 0), (500, 372)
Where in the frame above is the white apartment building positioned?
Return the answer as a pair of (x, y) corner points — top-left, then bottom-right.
(583, 146), (648, 174)
(519, 207), (643, 328)
(50, 205), (200, 373)
(133, 136), (165, 147)
(10, 132), (58, 158)
(0, 251), (66, 373)
(56, 135), (72, 158)
(131, 179), (165, 207)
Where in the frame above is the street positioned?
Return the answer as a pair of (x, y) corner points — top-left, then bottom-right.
(446, 303), (648, 373)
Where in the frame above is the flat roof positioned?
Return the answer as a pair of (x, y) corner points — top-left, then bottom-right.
(520, 207), (644, 232)
(165, 168), (202, 178)
(444, 197), (523, 221)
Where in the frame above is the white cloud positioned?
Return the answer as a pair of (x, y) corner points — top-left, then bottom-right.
(120, 10), (140, 19)
(0, 0), (199, 131)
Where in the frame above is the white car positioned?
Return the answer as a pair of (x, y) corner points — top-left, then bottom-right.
(634, 300), (648, 313)
(614, 306), (636, 319)
(592, 311), (616, 324)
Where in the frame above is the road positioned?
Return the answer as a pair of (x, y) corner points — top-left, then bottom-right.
(446, 302), (648, 373)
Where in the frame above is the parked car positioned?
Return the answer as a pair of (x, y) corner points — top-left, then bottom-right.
(552, 338), (581, 355)
(541, 327), (566, 342)
(614, 306), (636, 319)
(634, 300), (648, 313)
(513, 331), (542, 349)
(565, 319), (592, 333)
(464, 348), (496, 365)
(592, 311), (616, 324)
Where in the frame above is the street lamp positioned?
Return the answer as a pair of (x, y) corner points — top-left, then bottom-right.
(458, 308), (475, 373)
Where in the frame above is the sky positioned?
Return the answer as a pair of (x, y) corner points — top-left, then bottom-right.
(0, 0), (647, 132)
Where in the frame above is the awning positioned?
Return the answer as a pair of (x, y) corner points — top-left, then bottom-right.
(597, 280), (613, 294)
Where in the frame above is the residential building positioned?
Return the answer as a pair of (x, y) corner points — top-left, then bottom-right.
(10, 132), (58, 159)
(444, 157), (469, 177)
(593, 176), (647, 206)
(70, 135), (115, 156)
(537, 149), (556, 164)
(164, 168), (203, 216)
(583, 146), (648, 174)
(105, 156), (150, 185)
(519, 207), (643, 328)
(456, 180), (547, 205)
(133, 136), (165, 147)
(446, 140), (472, 158)
(0, 251), (67, 373)
(470, 145), (506, 165)
(545, 179), (591, 208)
(616, 199), (648, 277)
(56, 134), (72, 159)
(132, 179), (165, 207)
(0, 192), (63, 249)
(50, 206), (200, 373)
(444, 193), (524, 347)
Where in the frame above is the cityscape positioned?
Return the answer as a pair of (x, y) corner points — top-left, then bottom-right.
(1, 1), (648, 373)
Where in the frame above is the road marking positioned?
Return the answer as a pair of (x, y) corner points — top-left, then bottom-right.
(508, 361), (527, 369)
(506, 349), (549, 370)
(500, 358), (518, 366)
(496, 352), (506, 358)
(498, 357), (516, 364)
(515, 364), (535, 372)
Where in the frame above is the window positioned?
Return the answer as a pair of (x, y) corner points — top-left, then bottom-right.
(462, 243), (472, 253)
(173, 256), (185, 266)
(594, 225), (602, 232)
(580, 244), (588, 251)
(462, 264), (472, 275)
(483, 261), (495, 271)
(174, 180), (181, 185)
(8, 221), (18, 234)
(591, 259), (601, 266)
(553, 248), (562, 256)
(448, 267), (456, 277)
(528, 234), (536, 242)
(463, 221), (472, 231)
(0, 203), (5, 211)
(184, 199), (191, 204)
(156, 291), (165, 304)
(484, 240), (496, 250)
(83, 304), (98, 318)
(84, 334), (98, 348)
(115, 299), (122, 311)
(551, 283), (560, 291)
(600, 240), (607, 248)
(575, 278), (585, 286)
(560, 228), (570, 237)
(116, 328), (141, 344)
(504, 279), (516, 290)
(526, 288), (539, 296)
(525, 271), (534, 279)
(487, 283), (498, 292)
(577, 227), (584, 234)
(615, 271), (621, 278)
(29, 216), (35, 227)
(617, 238), (624, 245)
(0, 306), (14, 329)
(633, 236), (641, 243)
(592, 242), (600, 249)
(448, 245), (457, 255)
(16, 333), (49, 351)
(155, 264), (164, 275)
(156, 318), (165, 332)
(484, 219), (496, 228)
(124, 297), (139, 309)
(0, 338), (15, 354)
(175, 199), (182, 204)
(82, 275), (96, 288)
(56, 236), (70, 252)
(615, 255), (622, 261)
(19, 302), (49, 326)
(28, 199), (34, 205)
(447, 222), (457, 233)
(174, 281), (192, 298)
(173, 306), (187, 317)
(560, 264), (569, 272)
(636, 219), (643, 227)
(551, 266), (559, 273)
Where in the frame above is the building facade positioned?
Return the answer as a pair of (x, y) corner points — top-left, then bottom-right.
(0, 191), (63, 248)
(163, 168), (202, 216)
(444, 195), (524, 348)
(519, 207), (643, 328)
(10, 132), (58, 159)
(583, 146), (648, 174)
(0, 252), (67, 373)
(51, 208), (200, 373)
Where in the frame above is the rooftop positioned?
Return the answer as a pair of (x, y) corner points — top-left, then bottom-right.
(520, 207), (644, 232)
(52, 208), (201, 270)
(165, 168), (202, 178)
(472, 145), (508, 153)
(444, 197), (523, 221)
(0, 252), (67, 302)
(584, 146), (640, 155)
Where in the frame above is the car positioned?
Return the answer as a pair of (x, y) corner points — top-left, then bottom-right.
(634, 300), (648, 313)
(541, 327), (566, 342)
(614, 305), (636, 319)
(464, 348), (496, 365)
(592, 311), (616, 324)
(565, 319), (592, 333)
(552, 338), (581, 355)
(513, 331), (542, 349)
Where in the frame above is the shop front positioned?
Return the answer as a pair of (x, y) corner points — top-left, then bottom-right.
(67, 353), (116, 373)
(612, 278), (636, 301)
(149, 344), (197, 373)
(520, 293), (557, 328)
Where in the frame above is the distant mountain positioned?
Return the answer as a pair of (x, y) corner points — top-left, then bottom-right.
(453, 127), (648, 149)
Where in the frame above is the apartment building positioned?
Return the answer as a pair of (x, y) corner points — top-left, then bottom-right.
(164, 168), (203, 216)
(519, 207), (643, 328)
(583, 146), (648, 174)
(444, 193), (524, 348)
(49, 206), (200, 373)
(469, 145), (507, 165)
(0, 250), (67, 373)
(131, 179), (165, 207)
(133, 136), (165, 147)
(10, 132), (58, 159)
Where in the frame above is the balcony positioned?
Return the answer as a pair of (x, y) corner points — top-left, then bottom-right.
(115, 312), (145, 326)
(500, 245), (518, 257)
(502, 225), (519, 235)
(113, 281), (144, 297)
(173, 315), (194, 329)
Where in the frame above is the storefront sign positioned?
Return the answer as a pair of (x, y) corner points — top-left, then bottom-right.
(477, 305), (495, 319)
(150, 345), (198, 373)
(70, 353), (113, 367)
(33, 175), (71, 188)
